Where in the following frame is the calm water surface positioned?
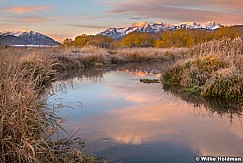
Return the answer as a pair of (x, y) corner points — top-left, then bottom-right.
(49, 62), (243, 163)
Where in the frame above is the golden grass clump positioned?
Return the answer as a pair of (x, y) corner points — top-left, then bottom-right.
(163, 54), (226, 87)
(201, 67), (243, 99)
(162, 38), (243, 100)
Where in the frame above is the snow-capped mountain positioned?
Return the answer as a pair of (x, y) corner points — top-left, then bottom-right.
(0, 30), (61, 46)
(98, 21), (223, 39)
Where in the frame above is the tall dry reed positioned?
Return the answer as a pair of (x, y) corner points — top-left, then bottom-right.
(0, 48), (100, 162)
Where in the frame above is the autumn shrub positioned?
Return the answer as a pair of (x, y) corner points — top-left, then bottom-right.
(216, 26), (243, 40)
(155, 29), (215, 48)
(63, 34), (113, 48)
(120, 32), (155, 47)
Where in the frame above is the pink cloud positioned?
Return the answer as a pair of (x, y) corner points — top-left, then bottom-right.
(7, 6), (49, 13)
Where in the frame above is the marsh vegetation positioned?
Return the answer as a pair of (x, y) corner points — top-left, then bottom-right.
(0, 49), (104, 162)
(0, 34), (242, 162)
(162, 38), (243, 101)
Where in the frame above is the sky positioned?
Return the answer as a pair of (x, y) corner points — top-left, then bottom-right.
(0, 0), (242, 42)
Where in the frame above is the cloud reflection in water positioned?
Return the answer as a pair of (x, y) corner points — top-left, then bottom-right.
(51, 66), (243, 160)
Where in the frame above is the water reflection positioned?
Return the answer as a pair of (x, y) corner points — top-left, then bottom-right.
(49, 62), (243, 162)
(163, 84), (243, 119)
(80, 103), (243, 155)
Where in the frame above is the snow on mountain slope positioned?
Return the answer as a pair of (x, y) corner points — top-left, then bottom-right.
(98, 21), (223, 39)
(0, 35), (29, 46)
(0, 31), (61, 46)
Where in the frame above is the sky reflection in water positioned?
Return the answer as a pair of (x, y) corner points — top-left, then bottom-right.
(50, 64), (243, 162)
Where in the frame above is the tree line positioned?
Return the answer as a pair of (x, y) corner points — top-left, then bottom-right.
(63, 26), (243, 48)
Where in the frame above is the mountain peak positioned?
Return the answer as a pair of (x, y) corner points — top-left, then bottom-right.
(0, 30), (61, 46)
(203, 21), (222, 29)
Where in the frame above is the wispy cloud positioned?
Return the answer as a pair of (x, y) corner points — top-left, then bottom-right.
(1, 15), (48, 23)
(129, 16), (147, 20)
(66, 24), (109, 29)
(6, 6), (49, 14)
(106, 0), (243, 24)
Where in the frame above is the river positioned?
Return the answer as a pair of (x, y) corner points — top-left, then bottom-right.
(48, 62), (243, 163)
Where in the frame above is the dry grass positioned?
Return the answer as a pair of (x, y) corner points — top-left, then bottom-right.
(47, 47), (188, 71)
(162, 38), (243, 100)
(0, 47), (187, 72)
(113, 47), (188, 61)
(0, 48), (103, 162)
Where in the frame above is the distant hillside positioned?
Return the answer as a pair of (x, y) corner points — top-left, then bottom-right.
(0, 31), (61, 46)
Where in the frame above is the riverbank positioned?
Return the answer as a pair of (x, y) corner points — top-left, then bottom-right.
(162, 38), (243, 101)
(0, 49), (106, 162)
(0, 46), (188, 70)
(0, 46), (186, 162)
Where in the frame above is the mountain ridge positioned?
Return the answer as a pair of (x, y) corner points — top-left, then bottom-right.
(0, 31), (61, 46)
(98, 21), (223, 39)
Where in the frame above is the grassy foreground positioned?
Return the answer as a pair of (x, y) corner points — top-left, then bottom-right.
(162, 38), (243, 101)
(0, 49), (106, 162)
